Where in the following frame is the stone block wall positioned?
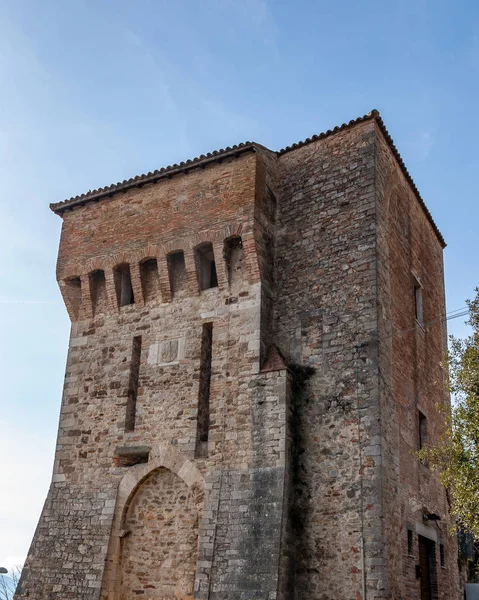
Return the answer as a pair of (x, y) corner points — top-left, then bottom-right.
(17, 151), (291, 600)
(375, 126), (459, 599)
(119, 467), (199, 599)
(17, 112), (459, 600)
(274, 122), (384, 599)
(194, 368), (291, 600)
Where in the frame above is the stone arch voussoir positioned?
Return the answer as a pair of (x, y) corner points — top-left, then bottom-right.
(106, 251), (135, 270)
(161, 239), (187, 256)
(117, 444), (204, 524)
(140, 244), (161, 262)
(86, 257), (108, 274)
(215, 222), (244, 243)
(189, 231), (215, 250)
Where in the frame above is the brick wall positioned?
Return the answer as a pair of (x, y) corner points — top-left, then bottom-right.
(16, 114), (459, 600)
(16, 152), (291, 600)
(376, 126), (459, 600)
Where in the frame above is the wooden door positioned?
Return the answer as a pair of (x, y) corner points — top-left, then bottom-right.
(418, 535), (432, 600)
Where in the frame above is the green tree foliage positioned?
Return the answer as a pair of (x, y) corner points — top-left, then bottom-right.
(419, 288), (479, 538)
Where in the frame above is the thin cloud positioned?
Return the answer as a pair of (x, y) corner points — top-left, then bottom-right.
(0, 300), (56, 304)
(403, 130), (435, 161)
(0, 556), (24, 572)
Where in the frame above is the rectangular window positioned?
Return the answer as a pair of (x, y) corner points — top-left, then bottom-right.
(414, 282), (423, 325)
(418, 535), (437, 599)
(419, 410), (427, 449)
(195, 243), (218, 291)
(125, 336), (142, 432)
(440, 543), (445, 567)
(195, 323), (213, 458)
(408, 529), (414, 555)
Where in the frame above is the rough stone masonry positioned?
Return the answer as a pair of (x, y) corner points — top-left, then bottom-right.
(16, 110), (459, 600)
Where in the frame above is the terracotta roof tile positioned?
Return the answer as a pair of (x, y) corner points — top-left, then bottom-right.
(50, 110), (445, 248)
(50, 142), (257, 214)
(278, 110), (445, 248)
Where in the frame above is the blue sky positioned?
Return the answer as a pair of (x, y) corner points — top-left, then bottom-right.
(0, 0), (477, 570)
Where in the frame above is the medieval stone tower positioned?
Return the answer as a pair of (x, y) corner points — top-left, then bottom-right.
(17, 111), (459, 600)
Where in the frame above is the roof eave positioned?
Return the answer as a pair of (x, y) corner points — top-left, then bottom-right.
(50, 143), (258, 215)
(50, 110), (446, 249)
(277, 110), (446, 249)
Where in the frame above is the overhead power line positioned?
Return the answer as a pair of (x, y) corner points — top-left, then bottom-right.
(392, 306), (469, 338)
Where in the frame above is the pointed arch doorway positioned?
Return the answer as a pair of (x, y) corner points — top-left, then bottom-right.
(99, 446), (204, 600)
(119, 467), (199, 599)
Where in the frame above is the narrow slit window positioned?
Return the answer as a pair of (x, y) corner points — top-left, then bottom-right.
(419, 410), (427, 449)
(195, 322), (213, 458)
(224, 236), (244, 287)
(265, 185), (277, 222)
(407, 529), (413, 555)
(125, 336), (142, 432)
(114, 264), (134, 307)
(90, 270), (108, 315)
(414, 282), (423, 325)
(440, 543), (445, 567)
(64, 276), (82, 320)
(140, 258), (160, 303)
(167, 251), (188, 297)
(195, 243), (218, 291)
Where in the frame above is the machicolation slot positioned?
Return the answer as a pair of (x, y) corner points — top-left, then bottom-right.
(63, 276), (82, 320)
(114, 263), (134, 307)
(195, 243), (218, 291)
(89, 269), (108, 316)
(167, 251), (188, 297)
(140, 258), (160, 303)
(224, 236), (244, 288)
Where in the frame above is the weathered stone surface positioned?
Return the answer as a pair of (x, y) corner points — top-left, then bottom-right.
(16, 114), (458, 600)
(120, 467), (199, 600)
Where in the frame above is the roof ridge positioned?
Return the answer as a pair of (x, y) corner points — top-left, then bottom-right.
(275, 109), (445, 248)
(277, 109), (379, 154)
(49, 110), (445, 248)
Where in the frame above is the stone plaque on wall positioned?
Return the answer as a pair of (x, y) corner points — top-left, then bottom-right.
(148, 337), (185, 366)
